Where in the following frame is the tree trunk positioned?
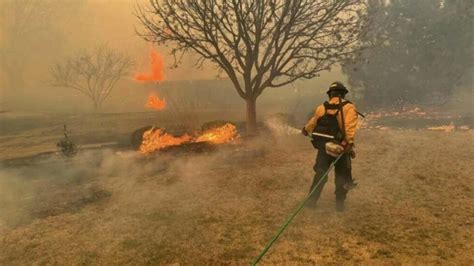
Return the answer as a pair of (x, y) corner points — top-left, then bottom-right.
(92, 99), (101, 112)
(246, 97), (257, 135)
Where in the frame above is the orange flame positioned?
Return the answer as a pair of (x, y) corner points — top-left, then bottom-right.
(139, 123), (239, 154)
(427, 123), (455, 132)
(139, 128), (192, 154)
(195, 123), (239, 144)
(145, 92), (166, 110)
(135, 48), (165, 82)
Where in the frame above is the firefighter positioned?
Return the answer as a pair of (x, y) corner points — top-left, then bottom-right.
(301, 81), (358, 212)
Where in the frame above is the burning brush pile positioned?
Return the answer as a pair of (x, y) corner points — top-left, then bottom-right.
(139, 123), (239, 154)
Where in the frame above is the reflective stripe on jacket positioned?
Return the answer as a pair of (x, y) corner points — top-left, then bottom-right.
(304, 97), (358, 144)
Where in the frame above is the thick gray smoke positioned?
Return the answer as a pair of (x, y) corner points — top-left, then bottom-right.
(0, 149), (186, 229)
(0, 138), (273, 231)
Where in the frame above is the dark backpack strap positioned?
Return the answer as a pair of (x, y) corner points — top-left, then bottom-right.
(334, 101), (351, 115)
(323, 101), (330, 114)
(323, 100), (351, 121)
(325, 101), (350, 111)
(338, 97), (347, 140)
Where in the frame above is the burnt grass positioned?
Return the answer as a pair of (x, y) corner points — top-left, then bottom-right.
(0, 120), (473, 264)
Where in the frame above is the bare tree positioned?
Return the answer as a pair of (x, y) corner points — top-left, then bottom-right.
(50, 46), (133, 110)
(136, 0), (368, 134)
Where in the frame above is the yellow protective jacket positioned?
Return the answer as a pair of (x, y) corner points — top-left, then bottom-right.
(304, 97), (358, 144)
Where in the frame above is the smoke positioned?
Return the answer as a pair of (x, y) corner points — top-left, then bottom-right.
(0, 149), (168, 228)
(0, 140), (270, 231)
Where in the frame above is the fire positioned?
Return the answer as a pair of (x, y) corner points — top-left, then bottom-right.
(427, 123), (455, 132)
(195, 123), (239, 144)
(135, 48), (165, 82)
(145, 92), (166, 110)
(367, 107), (428, 119)
(139, 123), (239, 154)
(139, 128), (192, 154)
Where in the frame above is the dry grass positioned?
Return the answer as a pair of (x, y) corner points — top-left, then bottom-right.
(0, 113), (473, 264)
(0, 110), (244, 160)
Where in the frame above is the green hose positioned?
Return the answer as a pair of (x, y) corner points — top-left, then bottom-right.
(251, 152), (345, 265)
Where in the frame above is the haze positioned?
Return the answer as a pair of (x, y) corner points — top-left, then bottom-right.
(0, 0), (342, 114)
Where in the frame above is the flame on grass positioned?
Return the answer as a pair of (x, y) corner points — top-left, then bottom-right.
(139, 123), (240, 154)
(427, 123), (455, 132)
(195, 123), (239, 144)
(139, 128), (192, 154)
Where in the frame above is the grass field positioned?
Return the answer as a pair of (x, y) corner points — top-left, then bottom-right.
(0, 111), (473, 264)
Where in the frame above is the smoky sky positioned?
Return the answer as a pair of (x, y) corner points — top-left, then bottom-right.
(0, 0), (347, 113)
(2, 1), (470, 114)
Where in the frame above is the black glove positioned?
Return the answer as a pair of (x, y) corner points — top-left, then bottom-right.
(345, 143), (356, 159)
(301, 127), (308, 136)
(344, 143), (353, 151)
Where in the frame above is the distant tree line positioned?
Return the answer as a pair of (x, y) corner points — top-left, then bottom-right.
(343, 0), (473, 109)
